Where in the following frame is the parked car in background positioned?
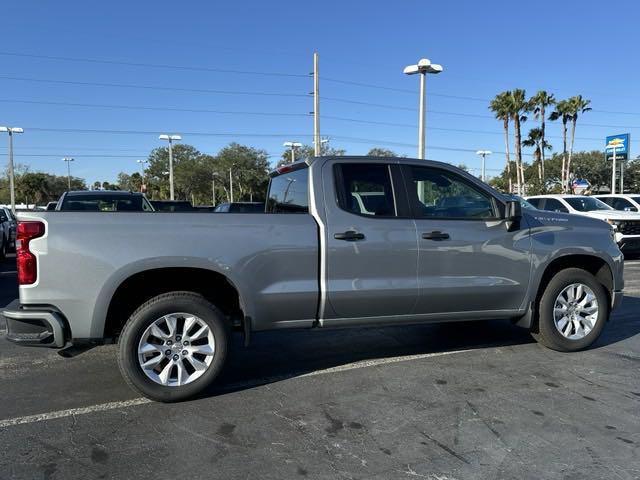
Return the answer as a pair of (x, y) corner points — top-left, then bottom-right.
(150, 200), (196, 212)
(594, 194), (640, 212)
(45, 202), (57, 211)
(57, 191), (154, 212)
(0, 207), (16, 252)
(213, 202), (264, 213)
(526, 194), (640, 253)
(4, 157), (624, 401)
(503, 194), (538, 210)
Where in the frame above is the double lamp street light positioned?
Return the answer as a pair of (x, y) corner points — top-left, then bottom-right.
(403, 58), (443, 160)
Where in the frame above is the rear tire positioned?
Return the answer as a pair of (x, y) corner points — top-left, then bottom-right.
(117, 291), (229, 402)
(532, 268), (608, 352)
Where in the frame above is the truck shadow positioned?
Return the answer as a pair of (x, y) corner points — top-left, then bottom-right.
(199, 295), (640, 399)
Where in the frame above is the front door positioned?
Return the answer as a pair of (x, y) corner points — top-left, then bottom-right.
(403, 164), (531, 315)
(322, 161), (419, 319)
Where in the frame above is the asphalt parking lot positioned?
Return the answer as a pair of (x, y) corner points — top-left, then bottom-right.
(0, 257), (639, 480)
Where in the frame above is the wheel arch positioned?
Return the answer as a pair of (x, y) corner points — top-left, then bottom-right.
(516, 253), (614, 330)
(97, 263), (250, 340)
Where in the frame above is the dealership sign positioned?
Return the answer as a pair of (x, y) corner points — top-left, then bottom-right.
(605, 133), (630, 160)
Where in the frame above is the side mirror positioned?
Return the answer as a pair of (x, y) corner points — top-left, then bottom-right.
(0, 215), (7, 222)
(504, 200), (522, 231)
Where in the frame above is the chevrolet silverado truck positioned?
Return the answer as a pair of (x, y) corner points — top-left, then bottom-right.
(3, 156), (624, 402)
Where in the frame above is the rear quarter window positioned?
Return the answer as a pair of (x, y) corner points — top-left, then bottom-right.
(266, 168), (309, 213)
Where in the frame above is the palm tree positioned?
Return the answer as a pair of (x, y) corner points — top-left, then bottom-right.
(566, 95), (592, 187)
(549, 99), (572, 192)
(529, 91), (555, 182)
(489, 91), (513, 192)
(509, 89), (528, 195)
(522, 128), (552, 185)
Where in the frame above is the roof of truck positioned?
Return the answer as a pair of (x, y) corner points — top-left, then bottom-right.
(64, 190), (144, 196)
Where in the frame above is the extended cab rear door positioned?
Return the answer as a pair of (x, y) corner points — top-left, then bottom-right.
(320, 160), (419, 320)
(402, 163), (531, 316)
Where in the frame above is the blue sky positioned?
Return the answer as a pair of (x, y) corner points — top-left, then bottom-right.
(0, 0), (638, 183)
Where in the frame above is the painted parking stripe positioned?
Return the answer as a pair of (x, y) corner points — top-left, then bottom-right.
(0, 398), (153, 428)
(0, 348), (473, 428)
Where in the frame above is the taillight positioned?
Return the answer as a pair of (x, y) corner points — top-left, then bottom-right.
(17, 221), (45, 285)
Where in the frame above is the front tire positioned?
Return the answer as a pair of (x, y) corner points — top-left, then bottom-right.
(117, 291), (228, 402)
(532, 268), (608, 352)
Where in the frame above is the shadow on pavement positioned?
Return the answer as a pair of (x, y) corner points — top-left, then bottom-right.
(196, 295), (640, 399)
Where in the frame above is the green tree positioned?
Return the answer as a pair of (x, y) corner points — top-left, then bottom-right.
(549, 99), (573, 192)
(215, 143), (270, 202)
(528, 90), (555, 182)
(566, 95), (592, 188)
(17, 172), (85, 204)
(367, 148), (398, 157)
(489, 91), (514, 192)
(522, 127), (552, 186)
(509, 89), (528, 194)
(145, 144), (206, 201)
(277, 139), (345, 168)
(117, 172), (143, 192)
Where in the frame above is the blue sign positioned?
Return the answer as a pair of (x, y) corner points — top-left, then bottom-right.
(605, 133), (630, 160)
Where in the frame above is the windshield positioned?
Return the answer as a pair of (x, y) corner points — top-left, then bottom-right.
(630, 196), (640, 204)
(564, 196), (612, 212)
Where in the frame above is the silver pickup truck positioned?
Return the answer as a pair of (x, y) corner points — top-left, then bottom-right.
(4, 156), (624, 401)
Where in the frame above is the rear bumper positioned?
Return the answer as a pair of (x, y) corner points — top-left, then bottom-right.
(3, 301), (67, 348)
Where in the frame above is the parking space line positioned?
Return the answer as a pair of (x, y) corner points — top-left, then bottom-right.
(0, 347), (474, 429)
(0, 398), (153, 428)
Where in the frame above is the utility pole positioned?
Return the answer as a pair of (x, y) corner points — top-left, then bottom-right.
(229, 168), (234, 203)
(313, 52), (321, 157)
(62, 157), (74, 190)
(159, 134), (182, 200)
(403, 59), (443, 159)
(0, 126), (23, 213)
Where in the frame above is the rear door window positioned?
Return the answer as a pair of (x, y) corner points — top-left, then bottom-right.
(334, 163), (397, 217)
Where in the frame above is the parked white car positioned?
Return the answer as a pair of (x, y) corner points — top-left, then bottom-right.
(594, 194), (640, 212)
(526, 194), (640, 254)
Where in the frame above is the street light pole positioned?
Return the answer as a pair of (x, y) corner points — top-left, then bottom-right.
(159, 134), (182, 200)
(62, 157), (75, 190)
(137, 159), (148, 192)
(403, 58), (443, 159)
(283, 141), (302, 163)
(611, 146), (618, 194)
(229, 168), (234, 203)
(476, 150), (492, 182)
(0, 126), (24, 213)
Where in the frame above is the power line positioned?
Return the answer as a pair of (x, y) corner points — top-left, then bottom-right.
(0, 98), (307, 117)
(8, 73), (640, 119)
(0, 51), (308, 78)
(0, 74), (309, 99)
(0, 97), (615, 138)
